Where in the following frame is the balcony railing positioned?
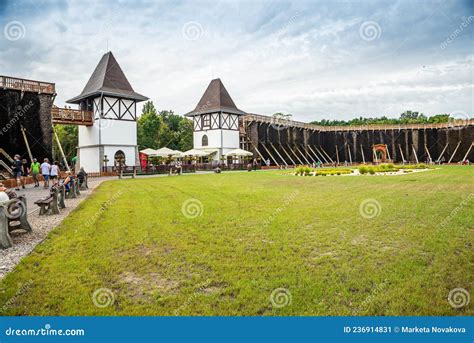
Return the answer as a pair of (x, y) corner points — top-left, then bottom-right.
(0, 75), (55, 94)
(51, 107), (93, 126)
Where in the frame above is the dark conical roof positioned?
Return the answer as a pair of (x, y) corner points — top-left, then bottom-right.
(67, 52), (148, 103)
(185, 78), (245, 116)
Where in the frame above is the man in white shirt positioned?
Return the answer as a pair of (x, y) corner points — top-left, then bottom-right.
(40, 158), (51, 189)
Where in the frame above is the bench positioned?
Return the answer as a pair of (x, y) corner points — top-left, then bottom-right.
(0, 197), (32, 249)
(53, 184), (66, 209)
(78, 175), (88, 190)
(34, 195), (58, 215)
(65, 179), (80, 199)
(119, 167), (136, 179)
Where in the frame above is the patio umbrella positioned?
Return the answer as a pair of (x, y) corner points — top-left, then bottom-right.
(151, 147), (179, 157)
(182, 149), (209, 157)
(225, 148), (253, 157)
(140, 148), (158, 156)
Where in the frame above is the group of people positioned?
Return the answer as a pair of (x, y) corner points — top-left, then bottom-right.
(11, 155), (88, 192)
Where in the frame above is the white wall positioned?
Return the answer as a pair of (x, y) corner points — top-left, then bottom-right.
(78, 147), (100, 173)
(100, 120), (137, 145)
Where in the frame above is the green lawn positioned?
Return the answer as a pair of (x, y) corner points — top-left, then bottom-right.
(0, 166), (473, 316)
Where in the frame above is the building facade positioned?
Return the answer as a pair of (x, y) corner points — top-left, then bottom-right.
(67, 52), (148, 172)
(185, 79), (244, 161)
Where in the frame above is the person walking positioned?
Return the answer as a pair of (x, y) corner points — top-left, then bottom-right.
(50, 161), (60, 183)
(30, 158), (41, 187)
(12, 154), (24, 191)
(40, 158), (51, 189)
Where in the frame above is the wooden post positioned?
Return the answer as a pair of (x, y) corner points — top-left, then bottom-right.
(448, 141), (461, 163)
(314, 146), (328, 164)
(295, 146), (311, 165)
(437, 143), (449, 163)
(398, 144), (405, 164)
(20, 125), (34, 163)
(412, 145), (419, 163)
(386, 144), (391, 161)
(319, 146), (334, 163)
(347, 144), (352, 165)
(424, 144), (432, 162)
(261, 143), (280, 167)
(307, 145), (322, 164)
(461, 142), (473, 162)
(360, 145), (365, 164)
(52, 126), (71, 172)
(335, 145), (340, 165)
(279, 144), (296, 166)
(287, 145), (304, 165)
(270, 143), (288, 166)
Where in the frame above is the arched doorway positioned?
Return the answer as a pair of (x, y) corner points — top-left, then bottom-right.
(114, 150), (126, 167)
(373, 144), (388, 163)
(202, 134), (208, 147)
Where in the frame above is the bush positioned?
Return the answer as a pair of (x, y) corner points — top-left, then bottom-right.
(368, 167), (376, 175)
(359, 166), (369, 174)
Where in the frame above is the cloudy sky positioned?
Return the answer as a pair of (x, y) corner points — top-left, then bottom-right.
(0, 0), (472, 122)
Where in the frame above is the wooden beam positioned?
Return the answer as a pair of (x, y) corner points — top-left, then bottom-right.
(279, 144), (296, 166)
(307, 145), (322, 164)
(461, 142), (474, 162)
(347, 144), (352, 165)
(448, 141), (461, 163)
(296, 146), (311, 165)
(314, 146), (328, 164)
(424, 144), (432, 162)
(412, 145), (419, 163)
(386, 144), (391, 160)
(398, 144), (405, 163)
(360, 145), (366, 164)
(335, 145), (340, 165)
(287, 145), (304, 165)
(270, 143), (288, 166)
(319, 146), (334, 163)
(261, 143), (280, 167)
(436, 143), (449, 163)
(301, 146), (316, 164)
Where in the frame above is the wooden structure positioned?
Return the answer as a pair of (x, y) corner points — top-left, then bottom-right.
(0, 75), (55, 94)
(51, 106), (93, 126)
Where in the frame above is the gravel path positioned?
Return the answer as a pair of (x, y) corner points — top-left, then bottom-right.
(0, 177), (114, 279)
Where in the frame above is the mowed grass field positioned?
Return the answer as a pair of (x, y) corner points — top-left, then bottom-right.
(0, 166), (472, 316)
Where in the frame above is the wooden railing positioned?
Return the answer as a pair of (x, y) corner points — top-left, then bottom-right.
(243, 113), (474, 132)
(51, 107), (93, 126)
(0, 75), (55, 94)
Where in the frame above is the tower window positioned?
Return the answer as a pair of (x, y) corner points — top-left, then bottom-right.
(202, 135), (208, 147)
(202, 114), (211, 129)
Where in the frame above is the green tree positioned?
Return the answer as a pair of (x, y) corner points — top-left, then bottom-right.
(53, 124), (78, 164)
(137, 101), (164, 150)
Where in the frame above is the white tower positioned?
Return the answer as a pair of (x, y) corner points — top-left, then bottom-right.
(67, 52), (148, 172)
(185, 79), (245, 161)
